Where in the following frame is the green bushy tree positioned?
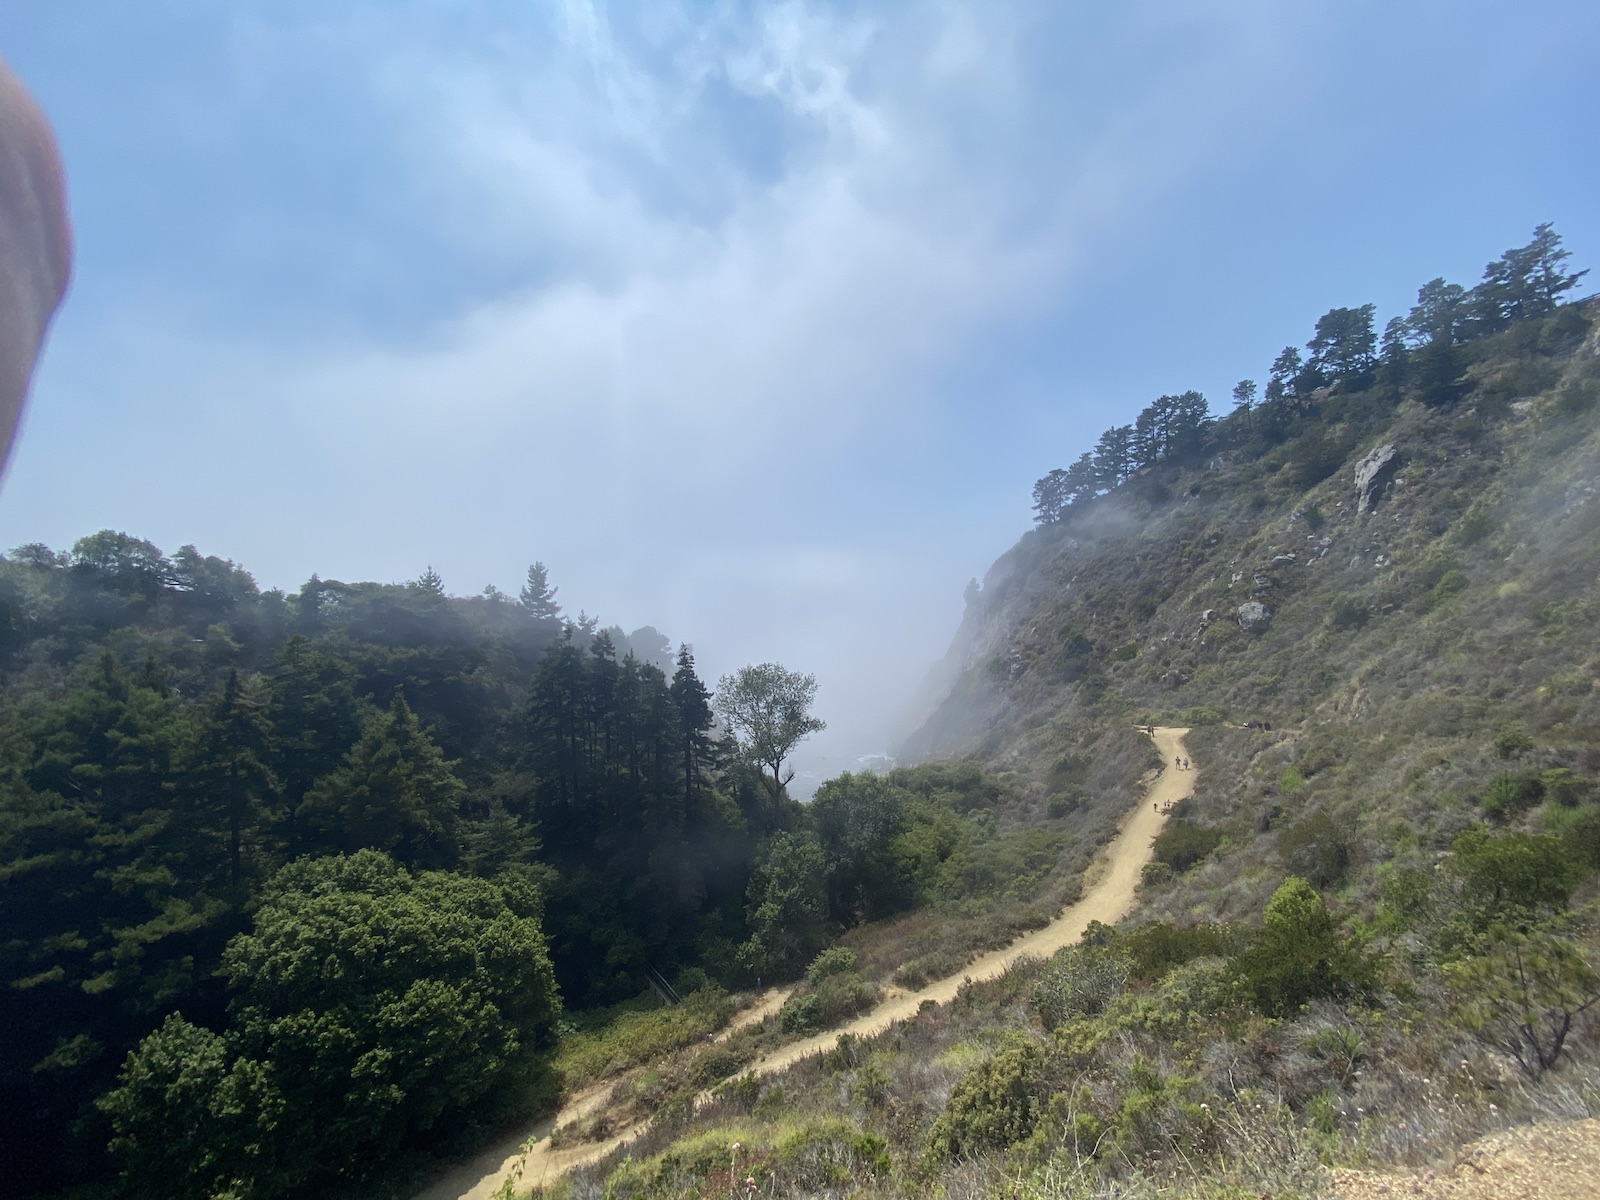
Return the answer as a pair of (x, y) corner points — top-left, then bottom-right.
(927, 1034), (1046, 1160)
(100, 851), (560, 1200)
(1233, 878), (1372, 1017)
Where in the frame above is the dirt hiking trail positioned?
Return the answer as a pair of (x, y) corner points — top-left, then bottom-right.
(415, 728), (1193, 1200)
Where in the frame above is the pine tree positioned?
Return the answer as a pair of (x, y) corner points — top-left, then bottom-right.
(1406, 277), (1469, 346)
(670, 645), (714, 811)
(300, 693), (464, 867)
(1266, 345), (1303, 405)
(415, 565), (445, 597)
(1306, 304), (1377, 383)
(519, 561), (562, 618)
(191, 669), (278, 888)
(1092, 424), (1134, 487)
(1031, 469), (1069, 525)
(1473, 223), (1589, 330)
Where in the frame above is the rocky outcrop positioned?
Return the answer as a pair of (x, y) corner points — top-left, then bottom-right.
(1354, 443), (1399, 513)
(1237, 601), (1270, 630)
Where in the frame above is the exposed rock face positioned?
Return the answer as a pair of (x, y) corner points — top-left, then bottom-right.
(1354, 443), (1399, 512)
(1237, 601), (1270, 630)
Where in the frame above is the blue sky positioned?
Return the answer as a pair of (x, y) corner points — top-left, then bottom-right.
(1, 1), (1596, 777)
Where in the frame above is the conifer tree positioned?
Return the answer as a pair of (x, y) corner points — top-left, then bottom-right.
(1092, 424), (1134, 487)
(1306, 304), (1377, 383)
(670, 645), (714, 809)
(415, 565), (445, 597)
(1473, 223), (1589, 330)
(1266, 345), (1303, 405)
(191, 669), (278, 888)
(519, 561), (561, 618)
(1031, 469), (1069, 525)
(299, 693), (464, 868)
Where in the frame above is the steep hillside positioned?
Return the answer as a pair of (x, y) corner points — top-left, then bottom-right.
(523, 247), (1600, 1200)
(908, 302), (1600, 846)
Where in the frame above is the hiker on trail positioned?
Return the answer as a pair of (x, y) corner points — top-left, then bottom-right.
(1175, 756), (1181, 769)
(1182, 758), (1189, 770)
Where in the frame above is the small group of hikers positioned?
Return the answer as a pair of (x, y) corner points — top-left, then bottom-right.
(1174, 755), (1189, 770)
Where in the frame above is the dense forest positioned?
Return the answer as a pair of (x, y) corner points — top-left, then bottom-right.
(0, 537), (1049, 1197)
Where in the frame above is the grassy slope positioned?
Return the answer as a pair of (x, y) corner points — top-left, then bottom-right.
(913, 303), (1600, 929)
(529, 306), (1600, 1199)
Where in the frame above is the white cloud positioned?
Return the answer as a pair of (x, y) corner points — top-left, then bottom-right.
(5, 0), (1320, 765)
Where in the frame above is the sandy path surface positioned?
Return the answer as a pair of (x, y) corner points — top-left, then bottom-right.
(416, 728), (1191, 1200)
(1326, 1119), (1600, 1200)
(410, 987), (794, 1200)
(735, 726), (1192, 1083)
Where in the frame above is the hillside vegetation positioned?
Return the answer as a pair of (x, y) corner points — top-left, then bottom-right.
(0, 537), (1117, 1194)
(526, 227), (1600, 1200)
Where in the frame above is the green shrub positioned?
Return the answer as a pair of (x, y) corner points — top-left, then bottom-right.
(779, 993), (823, 1034)
(778, 971), (877, 1035)
(1140, 860), (1173, 886)
(926, 1034), (1045, 1160)
(1328, 595), (1369, 631)
(1119, 921), (1236, 983)
(1032, 945), (1130, 1029)
(1483, 770), (1546, 818)
(1431, 568), (1469, 604)
(1457, 509), (1497, 546)
(1444, 922), (1600, 1077)
(1493, 724), (1535, 759)
(1046, 788), (1085, 818)
(672, 966), (712, 996)
(806, 947), (857, 984)
(1541, 768), (1594, 808)
(1102, 957), (1244, 1038)
(1555, 376), (1599, 416)
(1152, 819), (1223, 872)
(1562, 809), (1600, 870)
(774, 1119), (891, 1187)
(1446, 828), (1585, 919)
(1279, 766), (1307, 796)
(1109, 1058), (1207, 1159)
(685, 1044), (748, 1089)
(1232, 878), (1374, 1017)
(1278, 809), (1354, 888)
(556, 987), (735, 1086)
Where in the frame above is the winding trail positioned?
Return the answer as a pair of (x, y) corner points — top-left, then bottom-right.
(415, 728), (1195, 1200)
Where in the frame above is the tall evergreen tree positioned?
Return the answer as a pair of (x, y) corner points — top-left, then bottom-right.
(1266, 345), (1304, 406)
(1306, 304), (1377, 383)
(190, 669), (278, 889)
(1406, 277), (1470, 346)
(670, 645), (714, 813)
(1092, 424), (1135, 487)
(1031, 469), (1069, 525)
(519, 561), (561, 618)
(1473, 223), (1588, 330)
(414, 565), (445, 597)
(299, 694), (464, 868)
